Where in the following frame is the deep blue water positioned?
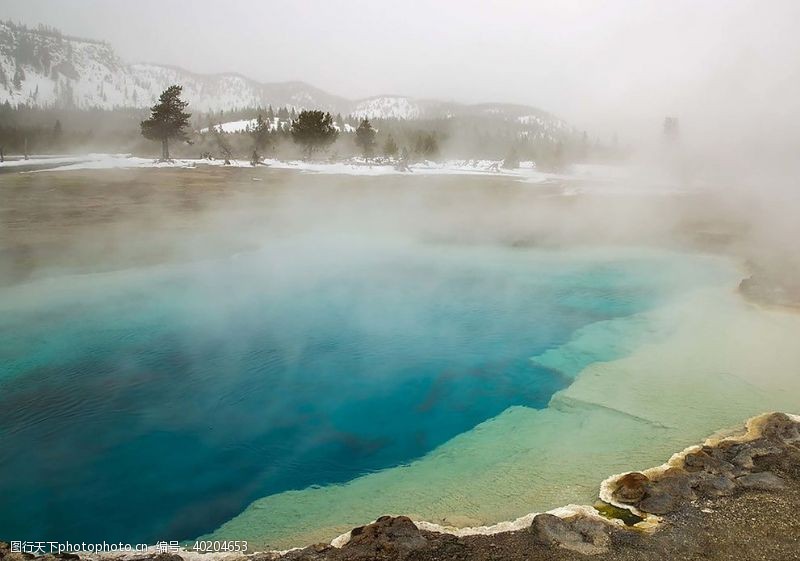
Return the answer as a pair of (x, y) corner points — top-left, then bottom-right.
(0, 242), (682, 544)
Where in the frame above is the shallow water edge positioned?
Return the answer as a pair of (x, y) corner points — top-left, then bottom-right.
(199, 250), (800, 549)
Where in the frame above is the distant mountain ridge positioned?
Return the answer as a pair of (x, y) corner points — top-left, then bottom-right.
(0, 20), (570, 137)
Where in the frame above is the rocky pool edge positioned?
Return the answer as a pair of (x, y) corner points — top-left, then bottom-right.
(3, 410), (799, 560)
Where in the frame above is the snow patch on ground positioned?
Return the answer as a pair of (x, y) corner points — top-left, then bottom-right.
(0, 153), (252, 171)
(3, 153), (686, 196)
(6, 153), (551, 178)
(259, 158), (564, 182)
(0, 155), (101, 168)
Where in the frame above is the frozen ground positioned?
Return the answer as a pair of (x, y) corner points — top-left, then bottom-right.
(0, 153), (688, 195)
(0, 153), (562, 179)
(0, 154), (106, 168)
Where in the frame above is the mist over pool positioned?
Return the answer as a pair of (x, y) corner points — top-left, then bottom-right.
(0, 234), (723, 544)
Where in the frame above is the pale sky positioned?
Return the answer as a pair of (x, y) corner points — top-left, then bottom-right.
(3, 0), (800, 139)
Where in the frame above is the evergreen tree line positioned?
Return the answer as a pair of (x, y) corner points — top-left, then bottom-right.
(2, 19), (108, 45)
(0, 103), (151, 154)
(0, 85), (629, 166)
(0, 119), (62, 156)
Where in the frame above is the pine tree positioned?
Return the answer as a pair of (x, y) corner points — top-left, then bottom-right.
(41, 48), (52, 75)
(214, 127), (233, 164)
(266, 105), (275, 120)
(355, 118), (377, 159)
(413, 132), (439, 160)
(383, 134), (398, 157)
(12, 65), (24, 90)
(251, 113), (271, 162)
(290, 110), (339, 159)
(140, 85), (191, 160)
(53, 120), (63, 144)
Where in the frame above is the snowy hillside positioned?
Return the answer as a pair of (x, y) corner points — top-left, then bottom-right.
(0, 21), (346, 112)
(127, 64), (347, 113)
(351, 96), (424, 120)
(349, 97), (571, 138)
(0, 20), (571, 138)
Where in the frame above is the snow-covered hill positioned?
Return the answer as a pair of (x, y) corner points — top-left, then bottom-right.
(345, 97), (571, 138)
(351, 96), (424, 120)
(0, 21), (347, 112)
(0, 20), (571, 138)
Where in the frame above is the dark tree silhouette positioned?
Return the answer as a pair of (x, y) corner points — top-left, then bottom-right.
(355, 118), (376, 158)
(502, 146), (519, 169)
(213, 127), (233, 164)
(12, 65), (24, 90)
(251, 114), (270, 149)
(413, 132), (439, 160)
(250, 114), (271, 165)
(383, 134), (398, 157)
(140, 85), (191, 160)
(290, 110), (338, 159)
(53, 120), (63, 142)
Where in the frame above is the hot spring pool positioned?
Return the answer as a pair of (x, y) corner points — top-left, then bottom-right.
(0, 240), (734, 546)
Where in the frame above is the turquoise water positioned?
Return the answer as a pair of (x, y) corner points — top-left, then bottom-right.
(0, 240), (703, 544)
